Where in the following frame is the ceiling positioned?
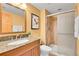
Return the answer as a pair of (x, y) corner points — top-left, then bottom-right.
(2, 3), (25, 16)
(31, 3), (75, 14)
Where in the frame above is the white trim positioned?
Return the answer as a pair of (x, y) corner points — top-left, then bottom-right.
(46, 9), (75, 17)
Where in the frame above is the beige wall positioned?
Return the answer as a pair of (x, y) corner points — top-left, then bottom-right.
(26, 4), (49, 44)
(12, 14), (25, 25)
(25, 4), (50, 44)
(75, 4), (79, 56)
(40, 9), (49, 44)
(77, 37), (79, 55)
(26, 4), (40, 37)
(12, 13), (25, 31)
(75, 4), (79, 16)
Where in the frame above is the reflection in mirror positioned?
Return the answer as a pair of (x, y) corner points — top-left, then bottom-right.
(0, 3), (26, 33)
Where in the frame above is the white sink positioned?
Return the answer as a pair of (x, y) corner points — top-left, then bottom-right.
(8, 38), (29, 45)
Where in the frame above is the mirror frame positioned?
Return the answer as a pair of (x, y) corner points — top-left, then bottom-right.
(0, 3), (26, 34)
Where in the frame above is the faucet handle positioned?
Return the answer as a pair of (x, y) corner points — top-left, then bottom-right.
(10, 36), (16, 40)
(16, 34), (22, 39)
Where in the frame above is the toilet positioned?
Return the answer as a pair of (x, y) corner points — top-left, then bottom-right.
(40, 45), (65, 56)
(40, 45), (52, 56)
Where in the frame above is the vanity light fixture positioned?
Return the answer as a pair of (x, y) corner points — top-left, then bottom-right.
(18, 3), (27, 9)
(11, 3), (27, 9)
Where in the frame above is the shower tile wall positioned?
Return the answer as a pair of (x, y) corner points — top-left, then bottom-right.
(56, 11), (75, 55)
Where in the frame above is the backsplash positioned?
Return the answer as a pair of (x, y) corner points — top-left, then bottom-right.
(0, 36), (14, 42)
(0, 34), (28, 42)
(0, 36), (16, 42)
(17, 34), (28, 39)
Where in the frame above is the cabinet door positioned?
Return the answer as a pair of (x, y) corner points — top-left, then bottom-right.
(32, 46), (40, 56)
(2, 12), (12, 33)
(20, 46), (40, 56)
(20, 50), (32, 56)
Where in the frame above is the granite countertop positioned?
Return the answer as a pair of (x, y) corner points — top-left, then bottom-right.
(0, 36), (40, 54)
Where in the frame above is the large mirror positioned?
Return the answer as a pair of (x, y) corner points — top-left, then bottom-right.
(0, 3), (26, 33)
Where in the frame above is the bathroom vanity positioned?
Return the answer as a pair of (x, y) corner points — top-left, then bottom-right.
(0, 3), (40, 56)
(0, 37), (40, 56)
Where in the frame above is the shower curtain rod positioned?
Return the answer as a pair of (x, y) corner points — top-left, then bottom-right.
(46, 9), (75, 17)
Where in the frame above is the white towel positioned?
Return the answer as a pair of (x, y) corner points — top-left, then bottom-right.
(75, 16), (79, 38)
(13, 25), (23, 32)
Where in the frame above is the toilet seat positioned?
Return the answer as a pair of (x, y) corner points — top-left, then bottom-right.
(40, 45), (52, 51)
(40, 45), (52, 56)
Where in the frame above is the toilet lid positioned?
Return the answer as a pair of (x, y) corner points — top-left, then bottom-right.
(40, 45), (52, 51)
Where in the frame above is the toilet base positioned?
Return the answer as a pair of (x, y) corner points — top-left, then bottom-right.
(40, 45), (52, 56)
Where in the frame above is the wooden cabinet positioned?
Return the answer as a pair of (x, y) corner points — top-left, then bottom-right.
(1, 12), (12, 33)
(21, 46), (40, 56)
(0, 39), (40, 56)
(0, 5), (12, 33)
